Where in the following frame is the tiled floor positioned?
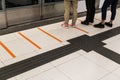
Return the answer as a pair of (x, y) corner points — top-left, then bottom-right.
(0, 8), (120, 80)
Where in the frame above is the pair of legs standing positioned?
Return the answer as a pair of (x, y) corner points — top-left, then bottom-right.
(63, 0), (78, 27)
(94, 0), (118, 28)
(81, 0), (95, 25)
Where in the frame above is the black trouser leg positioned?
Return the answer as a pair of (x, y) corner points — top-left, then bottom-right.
(111, 0), (118, 20)
(102, 0), (111, 20)
(86, 0), (95, 22)
(102, 0), (118, 20)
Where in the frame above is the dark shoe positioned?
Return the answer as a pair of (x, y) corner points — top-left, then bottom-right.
(89, 21), (94, 23)
(89, 20), (94, 23)
(81, 20), (89, 25)
(94, 23), (105, 28)
(105, 22), (113, 27)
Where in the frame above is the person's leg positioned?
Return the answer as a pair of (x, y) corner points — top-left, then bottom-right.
(110, 0), (118, 21)
(105, 0), (118, 27)
(101, 0), (111, 22)
(94, 0), (111, 28)
(85, 0), (90, 22)
(71, 0), (78, 26)
(89, 0), (95, 23)
(64, 0), (70, 25)
(81, 0), (95, 25)
(86, 0), (95, 22)
(81, 0), (89, 25)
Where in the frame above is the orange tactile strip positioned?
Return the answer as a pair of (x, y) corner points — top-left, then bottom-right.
(0, 41), (16, 58)
(37, 27), (62, 42)
(18, 32), (41, 49)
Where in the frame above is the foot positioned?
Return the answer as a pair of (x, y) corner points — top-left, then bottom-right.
(94, 23), (105, 28)
(105, 22), (113, 27)
(89, 21), (94, 23)
(81, 20), (89, 25)
(70, 24), (76, 28)
(61, 23), (69, 28)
